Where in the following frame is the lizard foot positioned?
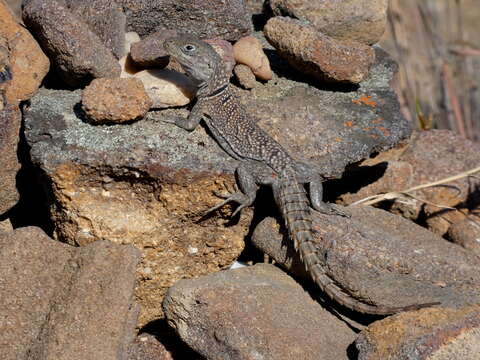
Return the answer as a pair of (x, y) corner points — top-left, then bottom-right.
(314, 202), (350, 218)
(206, 189), (254, 218)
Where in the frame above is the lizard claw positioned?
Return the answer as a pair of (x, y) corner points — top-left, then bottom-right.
(206, 191), (253, 218)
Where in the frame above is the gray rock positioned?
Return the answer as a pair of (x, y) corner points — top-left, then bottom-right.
(0, 226), (140, 360)
(129, 28), (177, 68)
(448, 216), (480, 257)
(0, 104), (20, 215)
(120, 0), (252, 41)
(252, 206), (480, 312)
(268, 0), (388, 45)
(67, 0), (127, 59)
(23, 0), (120, 86)
(163, 264), (357, 360)
(356, 305), (480, 359)
(234, 63), (257, 89)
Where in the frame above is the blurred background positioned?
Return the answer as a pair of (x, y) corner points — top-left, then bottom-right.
(7, 0), (480, 140)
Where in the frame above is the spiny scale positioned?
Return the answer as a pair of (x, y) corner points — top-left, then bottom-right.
(163, 35), (439, 315)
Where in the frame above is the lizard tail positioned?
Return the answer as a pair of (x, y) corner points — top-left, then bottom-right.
(277, 169), (439, 315)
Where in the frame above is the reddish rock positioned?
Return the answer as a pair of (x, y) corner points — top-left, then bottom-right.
(0, 0), (49, 104)
(268, 0), (389, 45)
(356, 305), (480, 359)
(234, 63), (257, 89)
(82, 77), (152, 124)
(163, 264), (356, 360)
(130, 28), (177, 68)
(0, 104), (21, 215)
(264, 16), (375, 84)
(233, 35), (272, 80)
(23, 0), (120, 86)
(448, 215), (480, 257)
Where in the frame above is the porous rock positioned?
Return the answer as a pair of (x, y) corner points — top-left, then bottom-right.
(163, 264), (357, 360)
(264, 16), (375, 84)
(82, 77), (152, 124)
(0, 226), (140, 360)
(338, 130), (480, 235)
(121, 0), (252, 41)
(252, 205), (480, 312)
(356, 305), (480, 359)
(234, 63), (257, 89)
(23, 0), (120, 86)
(0, 0), (49, 103)
(268, 0), (389, 45)
(67, 0), (127, 59)
(233, 35), (272, 80)
(24, 88), (250, 327)
(0, 104), (21, 215)
(130, 28), (177, 68)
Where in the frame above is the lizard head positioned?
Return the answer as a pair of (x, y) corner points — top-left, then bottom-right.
(164, 35), (221, 85)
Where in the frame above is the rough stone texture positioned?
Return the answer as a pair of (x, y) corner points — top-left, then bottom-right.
(127, 334), (174, 360)
(268, 0), (388, 45)
(23, 0), (120, 87)
(0, 0), (49, 104)
(233, 35), (273, 80)
(234, 63), (257, 89)
(356, 305), (480, 359)
(82, 77), (152, 124)
(338, 130), (480, 235)
(130, 28), (177, 68)
(24, 88), (250, 327)
(252, 205), (480, 312)
(447, 215), (480, 257)
(264, 16), (375, 84)
(163, 264), (357, 360)
(67, 0), (127, 59)
(0, 226), (140, 360)
(121, 0), (252, 41)
(0, 104), (21, 215)
(0, 218), (13, 231)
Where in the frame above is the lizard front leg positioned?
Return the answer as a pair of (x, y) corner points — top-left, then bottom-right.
(162, 102), (204, 131)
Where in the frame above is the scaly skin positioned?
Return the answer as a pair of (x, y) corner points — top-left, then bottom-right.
(163, 35), (439, 315)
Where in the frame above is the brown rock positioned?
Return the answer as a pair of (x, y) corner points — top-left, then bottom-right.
(448, 215), (480, 257)
(0, 218), (13, 232)
(234, 63), (257, 89)
(0, 0), (49, 103)
(356, 305), (480, 359)
(67, 0), (127, 59)
(233, 35), (273, 80)
(82, 77), (152, 124)
(268, 0), (388, 45)
(130, 28), (177, 68)
(252, 206), (480, 312)
(127, 334), (174, 360)
(163, 264), (357, 360)
(24, 88), (249, 327)
(0, 104), (20, 215)
(0, 226), (140, 360)
(264, 16), (375, 84)
(121, 0), (252, 41)
(23, 0), (120, 87)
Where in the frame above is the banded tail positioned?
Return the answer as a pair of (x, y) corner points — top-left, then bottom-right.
(277, 168), (439, 315)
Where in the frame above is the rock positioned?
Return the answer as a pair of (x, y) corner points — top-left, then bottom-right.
(338, 130), (480, 235)
(125, 31), (141, 53)
(67, 0), (127, 59)
(127, 334), (174, 360)
(163, 264), (357, 360)
(252, 206), (480, 312)
(234, 63), (257, 89)
(264, 16), (375, 84)
(204, 38), (236, 74)
(24, 88), (250, 327)
(0, 226), (140, 360)
(356, 305), (480, 359)
(268, 0), (388, 45)
(233, 35), (272, 80)
(0, 218), (13, 232)
(82, 77), (152, 124)
(121, 0), (252, 41)
(448, 215), (480, 257)
(125, 69), (195, 108)
(130, 28), (177, 68)
(23, 0), (120, 87)
(0, 0), (49, 103)
(0, 104), (21, 215)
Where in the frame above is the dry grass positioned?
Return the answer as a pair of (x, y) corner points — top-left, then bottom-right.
(380, 0), (480, 140)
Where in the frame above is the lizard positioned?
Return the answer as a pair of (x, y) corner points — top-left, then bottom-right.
(163, 35), (439, 315)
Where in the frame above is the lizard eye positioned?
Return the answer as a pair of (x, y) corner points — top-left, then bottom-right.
(183, 44), (196, 52)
